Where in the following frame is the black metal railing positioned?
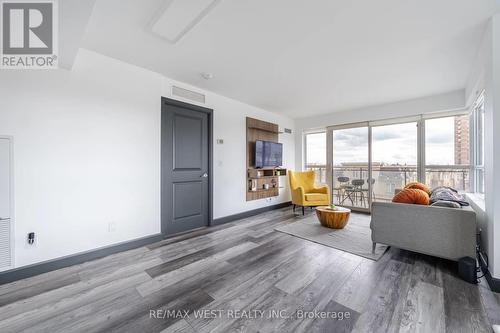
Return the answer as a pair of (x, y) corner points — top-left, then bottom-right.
(304, 163), (469, 204)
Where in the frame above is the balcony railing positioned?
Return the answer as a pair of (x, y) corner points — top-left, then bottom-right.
(304, 164), (328, 184)
(304, 163), (469, 204)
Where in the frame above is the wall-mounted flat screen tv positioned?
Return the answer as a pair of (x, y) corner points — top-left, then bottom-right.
(255, 140), (282, 168)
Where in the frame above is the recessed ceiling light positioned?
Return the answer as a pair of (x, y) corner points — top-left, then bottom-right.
(201, 72), (214, 80)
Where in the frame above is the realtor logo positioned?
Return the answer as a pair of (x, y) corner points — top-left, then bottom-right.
(1, 0), (58, 69)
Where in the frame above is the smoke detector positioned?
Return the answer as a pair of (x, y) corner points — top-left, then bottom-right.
(201, 72), (214, 80)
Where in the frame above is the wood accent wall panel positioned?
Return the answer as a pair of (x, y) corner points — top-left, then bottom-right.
(246, 117), (280, 201)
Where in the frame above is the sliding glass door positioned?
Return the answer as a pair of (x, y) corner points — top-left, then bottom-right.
(318, 111), (469, 212)
(329, 124), (370, 211)
(327, 121), (417, 211)
(371, 122), (418, 202)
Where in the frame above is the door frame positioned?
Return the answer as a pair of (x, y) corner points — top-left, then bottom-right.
(327, 123), (371, 213)
(160, 97), (213, 236)
(0, 135), (14, 271)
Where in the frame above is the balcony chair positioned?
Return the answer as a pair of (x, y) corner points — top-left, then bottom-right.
(289, 170), (330, 215)
(334, 176), (351, 204)
(343, 179), (367, 207)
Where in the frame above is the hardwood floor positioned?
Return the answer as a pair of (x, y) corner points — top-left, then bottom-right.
(0, 208), (498, 333)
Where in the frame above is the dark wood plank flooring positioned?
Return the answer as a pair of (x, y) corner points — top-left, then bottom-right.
(0, 208), (498, 333)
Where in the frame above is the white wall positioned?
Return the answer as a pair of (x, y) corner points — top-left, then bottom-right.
(0, 49), (163, 267)
(0, 49), (294, 269)
(465, 13), (500, 279)
(293, 90), (465, 170)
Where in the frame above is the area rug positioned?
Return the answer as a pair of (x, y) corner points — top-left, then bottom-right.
(274, 213), (388, 260)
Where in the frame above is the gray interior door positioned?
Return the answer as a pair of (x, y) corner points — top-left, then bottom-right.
(161, 98), (211, 235)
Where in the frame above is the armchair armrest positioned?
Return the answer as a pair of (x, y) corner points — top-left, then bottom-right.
(292, 186), (305, 196)
(291, 186), (306, 205)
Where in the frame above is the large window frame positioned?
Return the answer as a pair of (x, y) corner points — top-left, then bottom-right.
(303, 110), (471, 212)
(370, 119), (419, 204)
(471, 91), (485, 195)
(304, 130), (327, 184)
(422, 112), (471, 192)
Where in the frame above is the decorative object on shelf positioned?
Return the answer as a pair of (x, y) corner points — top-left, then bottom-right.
(250, 179), (257, 192)
(271, 178), (277, 188)
(263, 183), (269, 190)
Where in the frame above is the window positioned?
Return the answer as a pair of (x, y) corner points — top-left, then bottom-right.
(304, 132), (326, 183)
(302, 111), (473, 212)
(425, 115), (470, 191)
(472, 92), (485, 194)
(371, 122), (418, 202)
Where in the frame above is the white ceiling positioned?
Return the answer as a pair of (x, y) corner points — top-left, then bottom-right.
(81, 0), (498, 118)
(58, 0), (96, 69)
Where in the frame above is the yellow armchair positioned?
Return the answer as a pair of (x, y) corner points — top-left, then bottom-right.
(288, 170), (330, 214)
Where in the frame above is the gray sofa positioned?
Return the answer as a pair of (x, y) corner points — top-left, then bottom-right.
(370, 202), (477, 261)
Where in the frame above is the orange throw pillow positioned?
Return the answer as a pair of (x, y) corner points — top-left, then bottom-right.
(404, 182), (431, 195)
(392, 188), (430, 205)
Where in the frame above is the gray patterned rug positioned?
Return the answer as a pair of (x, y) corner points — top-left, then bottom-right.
(275, 212), (388, 260)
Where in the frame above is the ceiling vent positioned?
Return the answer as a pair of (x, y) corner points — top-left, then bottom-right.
(172, 85), (206, 104)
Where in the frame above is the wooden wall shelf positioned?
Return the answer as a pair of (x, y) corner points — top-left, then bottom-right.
(246, 117), (285, 201)
(248, 168), (287, 179)
(246, 117), (279, 133)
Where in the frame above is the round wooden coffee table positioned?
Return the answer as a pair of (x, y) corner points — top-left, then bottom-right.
(315, 206), (351, 229)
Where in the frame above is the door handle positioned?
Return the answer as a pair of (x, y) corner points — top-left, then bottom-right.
(0, 217), (9, 221)
(201, 173), (208, 178)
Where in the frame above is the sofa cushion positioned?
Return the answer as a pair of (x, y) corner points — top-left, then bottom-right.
(304, 193), (328, 202)
(392, 188), (429, 205)
(404, 182), (431, 195)
(430, 200), (461, 208)
(430, 186), (469, 206)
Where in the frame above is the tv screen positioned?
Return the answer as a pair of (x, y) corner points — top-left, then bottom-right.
(255, 140), (282, 168)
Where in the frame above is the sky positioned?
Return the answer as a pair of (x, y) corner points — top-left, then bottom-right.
(306, 117), (459, 166)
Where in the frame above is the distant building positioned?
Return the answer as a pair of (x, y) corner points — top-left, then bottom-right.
(454, 115), (470, 165)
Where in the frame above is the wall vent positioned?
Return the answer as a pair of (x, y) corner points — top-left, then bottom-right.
(172, 86), (206, 104)
(279, 127), (292, 134)
(0, 219), (11, 271)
